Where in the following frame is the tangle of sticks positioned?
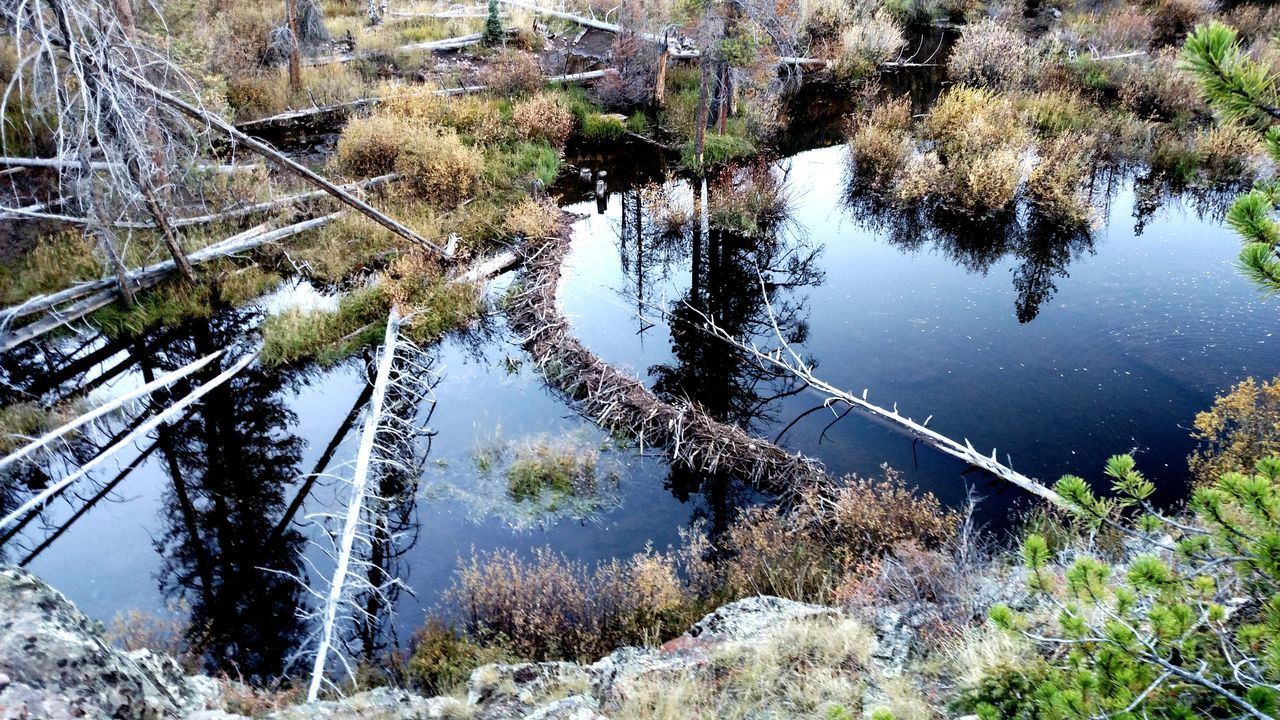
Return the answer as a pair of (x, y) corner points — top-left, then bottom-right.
(504, 214), (831, 497)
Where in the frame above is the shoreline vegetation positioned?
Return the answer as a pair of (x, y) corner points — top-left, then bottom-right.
(6, 0), (1280, 717)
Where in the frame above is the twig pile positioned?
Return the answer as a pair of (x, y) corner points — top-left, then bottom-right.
(504, 216), (831, 496)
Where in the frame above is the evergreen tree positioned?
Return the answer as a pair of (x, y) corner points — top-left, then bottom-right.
(965, 454), (1280, 719)
(483, 0), (504, 46)
(1183, 22), (1280, 294)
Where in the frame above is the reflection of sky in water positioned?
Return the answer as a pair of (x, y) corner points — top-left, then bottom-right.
(561, 144), (1280, 523)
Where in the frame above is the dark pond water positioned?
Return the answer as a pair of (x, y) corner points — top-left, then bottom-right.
(0, 131), (1275, 681)
(559, 145), (1280, 524)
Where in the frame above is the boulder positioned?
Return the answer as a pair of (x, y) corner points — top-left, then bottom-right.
(0, 566), (214, 719)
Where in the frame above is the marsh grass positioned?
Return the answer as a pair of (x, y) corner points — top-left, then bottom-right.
(0, 401), (79, 454)
(452, 431), (621, 529)
(610, 614), (874, 720)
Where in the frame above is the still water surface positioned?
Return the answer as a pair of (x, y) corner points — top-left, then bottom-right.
(0, 140), (1273, 678)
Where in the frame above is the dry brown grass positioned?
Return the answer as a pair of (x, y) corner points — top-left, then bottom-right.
(505, 198), (562, 239)
(947, 19), (1033, 91)
(512, 92), (574, 148)
(610, 614), (873, 720)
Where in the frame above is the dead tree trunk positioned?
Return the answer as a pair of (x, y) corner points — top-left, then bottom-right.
(110, 0), (198, 281)
(695, 55), (710, 170)
(654, 41), (669, 107)
(127, 74), (441, 253)
(287, 0), (304, 93)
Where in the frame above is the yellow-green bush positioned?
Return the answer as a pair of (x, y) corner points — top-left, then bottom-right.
(922, 85), (1029, 213)
(848, 96), (912, 187)
(335, 114), (412, 176)
(395, 129), (485, 206)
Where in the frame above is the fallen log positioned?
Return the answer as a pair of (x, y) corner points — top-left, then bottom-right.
(305, 31), (505, 66)
(0, 350), (225, 472)
(495, 0), (826, 67)
(0, 213), (345, 352)
(0, 156), (261, 174)
(306, 308), (402, 702)
(679, 279), (1065, 507)
(236, 71), (616, 132)
(124, 71), (441, 254)
(0, 350), (260, 533)
(0, 174), (396, 229)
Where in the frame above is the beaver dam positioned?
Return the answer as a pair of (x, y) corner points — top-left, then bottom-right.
(3, 0), (1280, 694)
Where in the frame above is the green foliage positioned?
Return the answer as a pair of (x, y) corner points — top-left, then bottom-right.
(580, 113), (625, 142)
(981, 455), (1280, 719)
(1182, 22), (1280, 130)
(406, 619), (516, 694)
(1183, 22), (1280, 296)
(482, 0), (504, 46)
(680, 133), (756, 172)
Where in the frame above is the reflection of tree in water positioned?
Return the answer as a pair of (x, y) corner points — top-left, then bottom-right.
(844, 182), (1096, 323)
(1131, 172), (1240, 236)
(141, 305), (309, 682)
(611, 168), (824, 532)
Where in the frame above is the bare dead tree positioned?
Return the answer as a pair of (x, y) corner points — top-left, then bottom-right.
(1, 0), (215, 296)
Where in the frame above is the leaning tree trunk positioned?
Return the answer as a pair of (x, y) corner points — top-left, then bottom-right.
(286, 0), (303, 93)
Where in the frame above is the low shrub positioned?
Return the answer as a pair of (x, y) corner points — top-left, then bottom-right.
(1190, 375), (1280, 487)
(1116, 47), (1204, 121)
(1018, 90), (1095, 137)
(1196, 123), (1262, 182)
(922, 85), (1029, 213)
(512, 92), (574, 148)
(835, 13), (906, 82)
(505, 198), (561, 239)
(847, 96), (912, 187)
(717, 467), (957, 603)
(799, 0), (855, 45)
(707, 162), (790, 238)
(395, 130), (485, 206)
(479, 50), (544, 97)
(946, 19), (1033, 91)
(1025, 131), (1098, 224)
(224, 75), (289, 120)
(445, 543), (710, 661)
(335, 114), (411, 176)
(680, 132), (756, 172)
(406, 620), (516, 695)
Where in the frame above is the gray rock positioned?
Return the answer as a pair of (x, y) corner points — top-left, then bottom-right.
(685, 595), (835, 644)
(0, 566), (213, 719)
(521, 694), (604, 720)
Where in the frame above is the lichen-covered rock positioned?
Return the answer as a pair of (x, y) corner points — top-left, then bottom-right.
(685, 595), (836, 644)
(0, 566), (213, 719)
